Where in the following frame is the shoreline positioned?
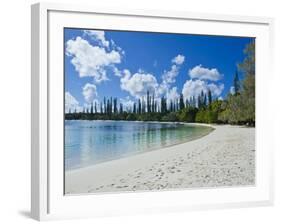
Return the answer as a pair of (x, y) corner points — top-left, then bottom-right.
(66, 119), (217, 128)
(65, 125), (255, 194)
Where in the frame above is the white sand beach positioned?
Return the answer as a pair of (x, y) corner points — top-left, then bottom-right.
(65, 125), (255, 194)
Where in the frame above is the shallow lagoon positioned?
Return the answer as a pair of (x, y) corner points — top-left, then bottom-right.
(65, 120), (213, 170)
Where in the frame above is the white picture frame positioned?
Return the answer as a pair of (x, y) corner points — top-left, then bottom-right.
(31, 2), (275, 221)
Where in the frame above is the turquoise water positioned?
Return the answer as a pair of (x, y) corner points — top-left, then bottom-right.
(65, 120), (213, 170)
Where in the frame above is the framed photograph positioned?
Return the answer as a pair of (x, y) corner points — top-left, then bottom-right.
(31, 2), (274, 221)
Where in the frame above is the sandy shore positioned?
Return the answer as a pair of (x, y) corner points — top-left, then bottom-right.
(65, 125), (255, 194)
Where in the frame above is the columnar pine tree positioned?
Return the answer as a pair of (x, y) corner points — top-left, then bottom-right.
(119, 103), (123, 114)
(94, 102), (97, 113)
(233, 70), (240, 95)
(179, 93), (185, 110)
(203, 93), (207, 107)
(138, 99), (141, 114)
(208, 89), (212, 105)
(141, 97), (145, 113)
(161, 97), (167, 113)
(201, 91), (204, 106)
(149, 96), (152, 112)
(110, 99), (112, 114)
(152, 93), (155, 113)
(90, 102), (93, 114)
(133, 103), (136, 114)
(189, 97), (193, 108)
(192, 96), (196, 108)
(103, 97), (106, 114)
(146, 90), (150, 113)
(100, 103), (103, 114)
(197, 95), (201, 108)
(113, 98), (118, 114)
(106, 99), (110, 115)
(185, 98), (189, 108)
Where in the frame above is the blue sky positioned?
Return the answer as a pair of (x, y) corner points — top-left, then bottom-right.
(64, 28), (254, 112)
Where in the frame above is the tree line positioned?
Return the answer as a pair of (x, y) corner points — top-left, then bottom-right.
(66, 42), (255, 126)
(66, 89), (215, 122)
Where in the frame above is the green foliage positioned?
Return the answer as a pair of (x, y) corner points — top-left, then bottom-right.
(193, 99), (224, 124)
(177, 107), (198, 122)
(137, 113), (160, 121)
(126, 113), (136, 121)
(195, 109), (205, 123)
(218, 108), (230, 123)
(221, 94), (255, 125)
(161, 112), (178, 122)
(219, 41), (255, 126)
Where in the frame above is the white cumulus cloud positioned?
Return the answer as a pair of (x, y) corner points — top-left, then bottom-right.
(162, 55), (185, 85)
(189, 64), (222, 81)
(83, 30), (110, 48)
(158, 54), (185, 97)
(172, 54), (185, 65)
(65, 92), (82, 113)
(113, 67), (122, 77)
(120, 70), (158, 98)
(162, 64), (180, 84)
(182, 79), (224, 100)
(82, 83), (98, 103)
(66, 37), (121, 83)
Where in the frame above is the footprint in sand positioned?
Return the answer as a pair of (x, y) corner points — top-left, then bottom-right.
(169, 166), (176, 171)
(116, 185), (128, 189)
